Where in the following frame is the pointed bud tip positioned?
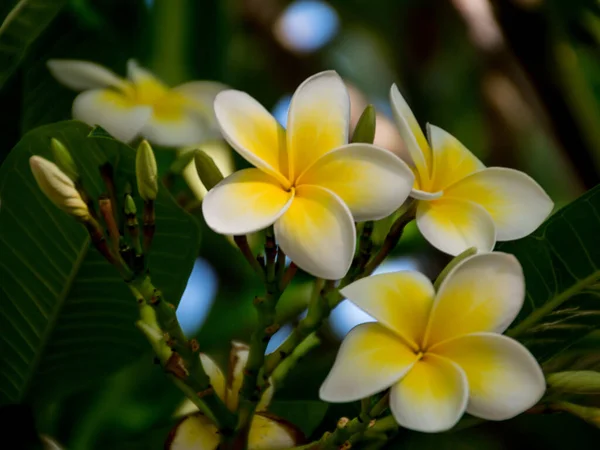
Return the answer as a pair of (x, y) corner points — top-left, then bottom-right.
(351, 104), (377, 144)
(136, 140), (158, 201)
(194, 150), (224, 192)
(50, 138), (79, 181)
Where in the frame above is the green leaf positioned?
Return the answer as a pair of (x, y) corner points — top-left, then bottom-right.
(0, 0), (68, 88)
(499, 184), (600, 360)
(0, 121), (200, 406)
(268, 400), (329, 437)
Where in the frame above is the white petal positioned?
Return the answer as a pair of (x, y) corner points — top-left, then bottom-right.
(166, 413), (219, 450)
(173, 80), (228, 137)
(274, 185), (355, 280)
(425, 252), (525, 347)
(202, 169), (293, 235)
(287, 71), (350, 180)
(199, 354), (227, 402)
(72, 89), (151, 142)
(416, 198), (496, 256)
(140, 112), (209, 147)
(47, 59), (126, 91)
(445, 167), (554, 241)
(297, 143), (414, 221)
(410, 188), (443, 200)
(432, 333), (545, 420)
(319, 323), (418, 402)
(390, 355), (468, 433)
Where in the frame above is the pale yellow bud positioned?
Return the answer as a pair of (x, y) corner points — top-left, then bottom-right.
(136, 140), (158, 201)
(29, 156), (90, 221)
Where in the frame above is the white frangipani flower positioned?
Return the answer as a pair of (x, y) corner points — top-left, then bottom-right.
(202, 71), (415, 280)
(390, 84), (554, 255)
(47, 59), (226, 146)
(320, 252), (545, 433)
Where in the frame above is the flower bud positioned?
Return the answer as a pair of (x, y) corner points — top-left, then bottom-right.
(169, 149), (197, 175)
(29, 156), (90, 221)
(50, 138), (79, 181)
(136, 140), (158, 201)
(194, 149), (224, 192)
(547, 370), (600, 394)
(351, 104), (376, 144)
(124, 193), (137, 216)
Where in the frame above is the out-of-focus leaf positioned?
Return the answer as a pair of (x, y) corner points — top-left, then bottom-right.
(0, 121), (200, 406)
(499, 184), (600, 361)
(0, 0), (68, 88)
(268, 400), (329, 438)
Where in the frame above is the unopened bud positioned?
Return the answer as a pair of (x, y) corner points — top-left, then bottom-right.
(169, 149), (196, 175)
(351, 105), (376, 144)
(194, 149), (224, 191)
(29, 156), (90, 221)
(547, 371), (600, 394)
(124, 194), (137, 216)
(554, 402), (600, 429)
(136, 140), (158, 201)
(50, 138), (78, 181)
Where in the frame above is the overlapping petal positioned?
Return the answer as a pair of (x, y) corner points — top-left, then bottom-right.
(127, 59), (169, 102)
(72, 89), (152, 142)
(274, 185), (355, 280)
(416, 198), (496, 255)
(431, 333), (545, 420)
(47, 59), (127, 91)
(286, 71), (350, 180)
(140, 109), (210, 147)
(444, 167), (553, 240)
(340, 271), (434, 350)
(390, 355), (468, 432)
(319, 323), (418, 402)
(214, 90), (289, 185)
(428, 124), (484, 192)
(173, 81), (228, 137)
(297, 143), (414, 221)
(202, 169), (294, 235)
(425, 253), (525, 347)
(199, 354), (227, 402)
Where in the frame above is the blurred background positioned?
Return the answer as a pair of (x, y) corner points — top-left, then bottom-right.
(1, 0), (599, 448)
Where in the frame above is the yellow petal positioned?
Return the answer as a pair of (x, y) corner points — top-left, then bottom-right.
(427, 124), (484, 192)
(416, 198), (496, 256)
(390, 84), (431, 188)
(140, 108), (210, 147)
(173, 80), (228, 135)
(286, 71), (350, 181)
(444, 167), (553, 240)
(424, 253), (525, 347)
(319, 323), (418, 402)
(127, 59), (170, 104)
(297, 143), (414, 221)
(390, 354), (468, 432)
(214, 90), (289, 186)
(274, 185), (354, 280)
(431, 333), (545, 420)
(166, 413), (220, 450)
(47, 59), (127, 91)
(340, 271), (435, 350)
(202, 169), (293, 235)
(199, 354), (227, 403)
(248, 413), (304, 450)
(72, 89), (152, 143)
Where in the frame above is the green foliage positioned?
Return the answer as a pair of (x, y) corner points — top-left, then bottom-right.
(268, 400), (329, 438)
(500, 184), (600, 360)
(0, 0), (68, 88)
(0, 121), (200, 406)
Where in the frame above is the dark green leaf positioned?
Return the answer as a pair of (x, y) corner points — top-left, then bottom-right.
(268, 400), (329, 437)
(500, 184), (600, 361)
(0, 121), (200, 406)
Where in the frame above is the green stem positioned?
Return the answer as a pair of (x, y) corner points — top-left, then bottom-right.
(234, 234), (265, 280)
(271, 333), (320, 389)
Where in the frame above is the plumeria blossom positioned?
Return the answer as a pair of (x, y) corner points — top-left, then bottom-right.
(47, 59), (226, 146)
(168, 342), (303, 450)
(202, 71), (415, 279)
(320, 252), (545, 432)
(390, 85), (554, 255)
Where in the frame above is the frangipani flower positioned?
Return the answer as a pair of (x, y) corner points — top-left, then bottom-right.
(168, 342), (303, 450)
(47, 59), (226, 146)
(202, 71), (415, 279)
(390, 85), (554, 255)
(320, 252), (545, 433)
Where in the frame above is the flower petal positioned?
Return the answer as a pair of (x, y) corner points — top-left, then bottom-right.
(202, 169), (293, 235)
(275, 185), (355, 280)
(445, 167), (553, 241)
(214, 90), (289, 185)
(287, 71), (350, 180)
(199, 354), (227, 402)
(425, 252), (525, 347)
(127, 59), (169, 100)
(248, 414), (303, 450)
(390, 354), (468, 433)
(72, 89), (152, 142)
(431, 333), (545, 420)
(416, 198), (496, 256)
(428, 124), (484, 191)
(296, 143), (414, 221)
(339, 271), (435, 350)
(319, 323), (418, 402)
(390, 84), (431, 186)
(411, 188), (442, 201)
(139, 110), (209, 147)
(47, 59), (127, 91)
(166, 413), (219, 450)
(173, 81), (228, 136)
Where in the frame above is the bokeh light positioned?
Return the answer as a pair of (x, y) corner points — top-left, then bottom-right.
(176, 258), (218, 336)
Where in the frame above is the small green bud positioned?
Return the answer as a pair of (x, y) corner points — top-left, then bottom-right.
(136, 140), (158, 201)
(351, 105), (376, 144)
(50, 138), (78, 181)
(195, 149), (224, 191)
(554, 402), (600, 429)
(169, 149), (197, 175)
(124, 194), (137, 216)
(547, 371), (600, 394)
